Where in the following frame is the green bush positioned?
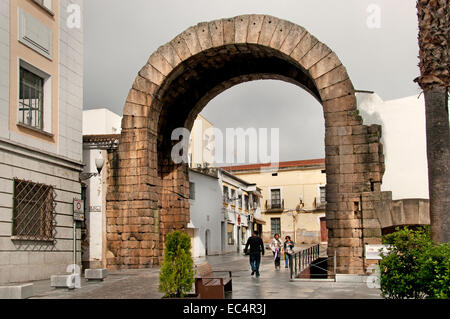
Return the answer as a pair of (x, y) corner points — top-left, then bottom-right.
(380, 227), (450, 299)
(158, 231), (195, 298)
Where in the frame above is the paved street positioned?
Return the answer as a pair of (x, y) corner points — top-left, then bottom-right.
(29, 251), (381, 299)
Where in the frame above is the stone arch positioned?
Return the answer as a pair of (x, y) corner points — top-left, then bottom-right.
(106, 14), (386, 274)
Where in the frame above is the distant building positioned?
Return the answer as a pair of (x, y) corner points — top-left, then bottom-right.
(0, 0), (84, 284)
(226, 159), (327, 245)
(188, 167), (262, 258)
(188, 114), (215, 168)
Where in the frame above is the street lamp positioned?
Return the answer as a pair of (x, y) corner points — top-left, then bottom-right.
(80, 151), (105, 181)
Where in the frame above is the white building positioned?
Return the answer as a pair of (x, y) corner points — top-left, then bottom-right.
(83, 108), (122, 136)
(0, 0), (84, 284)
(188, 168), (262, 258)
(357, 92), (435, 200)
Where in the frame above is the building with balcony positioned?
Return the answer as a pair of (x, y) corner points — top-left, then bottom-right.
(188, 167), (262, 257)
(0, 0), (84, 284)
(226, 159), (327, 245)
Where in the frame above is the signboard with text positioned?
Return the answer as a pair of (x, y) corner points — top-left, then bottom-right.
(73, 198), (85, 222)
(365, 244), (390, 260)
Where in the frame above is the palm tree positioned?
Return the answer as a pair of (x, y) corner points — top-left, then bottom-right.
(415, 0), (449, 243)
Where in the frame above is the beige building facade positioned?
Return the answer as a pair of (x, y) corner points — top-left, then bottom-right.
(227, 159), (327, 245)
(0, 0), (84, 284)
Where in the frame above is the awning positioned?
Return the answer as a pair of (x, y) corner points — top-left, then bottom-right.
(253, 217), (266, 225)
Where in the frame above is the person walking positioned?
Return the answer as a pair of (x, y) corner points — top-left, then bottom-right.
(270, 233), (282, 270)
(244, 230), (265, 278)
(283, 236), (295, 268)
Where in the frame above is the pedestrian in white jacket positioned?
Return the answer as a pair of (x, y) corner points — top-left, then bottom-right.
(270, 233), (282, 270)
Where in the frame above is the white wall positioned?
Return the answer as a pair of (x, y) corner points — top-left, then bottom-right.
(188, 170), (222, 258)
(83, 109), (122, 135)
(357, 93), (435, 200)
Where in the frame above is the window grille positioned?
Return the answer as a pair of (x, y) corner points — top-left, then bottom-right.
(12, 179), (56, 241)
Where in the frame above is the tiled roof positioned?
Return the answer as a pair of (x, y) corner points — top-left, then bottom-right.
(223, 158), (325, 172)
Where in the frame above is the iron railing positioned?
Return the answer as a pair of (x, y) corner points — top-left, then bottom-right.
(289, 244), (320, 279)
(265, 199), (284, 211)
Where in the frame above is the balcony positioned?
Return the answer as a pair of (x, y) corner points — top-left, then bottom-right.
(265, 199), (284, 213)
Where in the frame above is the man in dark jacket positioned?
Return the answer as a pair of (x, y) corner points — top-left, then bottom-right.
(244, 231), (265, 277)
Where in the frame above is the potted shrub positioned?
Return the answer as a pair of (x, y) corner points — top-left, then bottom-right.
(159, 230), (197, 298)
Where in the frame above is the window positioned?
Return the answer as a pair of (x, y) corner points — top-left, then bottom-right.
(227, 223), (234, 245)
(237, 194), (242, 209)
(270, 189), (281, 209)
(189, 182), (195, 200)
(320, 186), (326, 203)
(19, 67), (44, 130)
(12, 179), (55, 241)
(271, 218), (281, 237)
(223, 186), (229, 202)
(244, 195), (249, 210)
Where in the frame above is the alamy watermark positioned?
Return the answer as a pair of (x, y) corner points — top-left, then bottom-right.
(171, 120), (280, 171)
(67, 4), (81, 29)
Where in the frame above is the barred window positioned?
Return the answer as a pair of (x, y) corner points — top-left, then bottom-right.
(19, 67), (44, 130)
(12, 179), (56, 241)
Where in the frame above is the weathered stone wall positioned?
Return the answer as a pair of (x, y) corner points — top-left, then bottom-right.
(106, 15), (386, 274)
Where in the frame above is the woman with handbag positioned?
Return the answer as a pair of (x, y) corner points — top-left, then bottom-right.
(283, 236), (295, 268)
(270, 233), (282, 270)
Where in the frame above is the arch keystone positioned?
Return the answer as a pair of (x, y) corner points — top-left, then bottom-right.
(246, 14), (265, 44)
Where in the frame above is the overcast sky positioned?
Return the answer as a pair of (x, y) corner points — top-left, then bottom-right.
(84, 0), (421, 163)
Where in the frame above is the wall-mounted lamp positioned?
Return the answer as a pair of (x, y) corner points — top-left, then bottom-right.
(80, 152), (105, 181)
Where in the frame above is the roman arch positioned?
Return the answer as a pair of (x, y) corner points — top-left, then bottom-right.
(106, 15), (386, 274)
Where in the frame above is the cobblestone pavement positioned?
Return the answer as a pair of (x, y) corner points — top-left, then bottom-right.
(30, 250), (381, 299)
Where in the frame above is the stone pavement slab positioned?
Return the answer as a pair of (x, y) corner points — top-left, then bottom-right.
(27, 252), (381, 299)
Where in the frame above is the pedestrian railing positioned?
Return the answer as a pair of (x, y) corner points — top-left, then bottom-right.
(289, 244), (336, 280)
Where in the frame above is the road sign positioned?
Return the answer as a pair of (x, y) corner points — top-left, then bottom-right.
(73, 198), (85, 222)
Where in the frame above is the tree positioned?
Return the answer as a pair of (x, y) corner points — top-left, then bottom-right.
(415, 0), (450, 243)
(158, 231), (195, 298)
